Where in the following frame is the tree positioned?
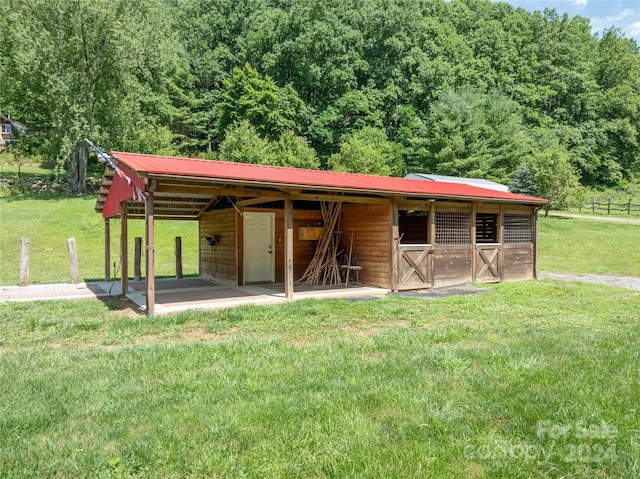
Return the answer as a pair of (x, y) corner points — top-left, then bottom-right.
(510, 164), (538, 196)
(309, 88), (385, 159)
(216, 64), (308, 143)
(272, 130), (320, 169)
(0, 0), (186, 192)
(241, 1), (366, 108)
(422, 89), (531, 183)
(528, 137), (581, 214)
(219, 120), (319, 169)
(328, 127), (404, 176)
(218, 121), (273, 165)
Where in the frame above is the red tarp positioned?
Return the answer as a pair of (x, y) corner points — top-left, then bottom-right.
(102, 164), (147, 219)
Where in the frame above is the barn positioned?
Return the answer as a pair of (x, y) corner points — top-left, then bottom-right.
(95, 152), (547, 315)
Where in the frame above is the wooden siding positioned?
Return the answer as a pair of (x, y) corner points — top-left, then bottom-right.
(341, 203), (393, 288)
(433, 201), (472, 213)
(433, 245), (473, 285)
(199, 201), (536, 289)
(200, 207), (323, 285)
(242, 208), (322, 284)
(199, 208), (238, 283)
(476, 204), (500, 214)
(504, 205), (534, 215)
(503, 243), (534, 280)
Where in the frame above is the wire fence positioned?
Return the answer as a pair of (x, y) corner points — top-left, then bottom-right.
(578, 198), (640, 216)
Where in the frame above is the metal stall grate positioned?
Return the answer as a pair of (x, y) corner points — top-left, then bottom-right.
(504, 214), (533, 243)
(435, 212), (471, 244)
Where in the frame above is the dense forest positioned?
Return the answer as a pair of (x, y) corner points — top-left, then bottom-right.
(1, 0), (639, 205)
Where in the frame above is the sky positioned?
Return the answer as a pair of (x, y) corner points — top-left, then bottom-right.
(495, 0), (640, 43)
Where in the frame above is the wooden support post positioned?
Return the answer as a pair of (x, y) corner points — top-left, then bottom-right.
(145, 185), (156, 316)
(591, 198), (595, 212)
(607, 198), (611, 215)
(134, 237), (142, 281)
(391, 199), (399, 292)
(498, 205), (505, 282)
(629, 198), (632, 215)
(19, 238), (30, 287)
(104, 219), (111, 281)
(429, 201), (436, 286)
(121, 202), (128, 295)
(429, 202), (436, 246)
(67, 238), (80, 284)
(471, 203), (477, 282)
(284, 198), (294, 301)
(533, 208), (539, 279)
(175, 236), (183, 279)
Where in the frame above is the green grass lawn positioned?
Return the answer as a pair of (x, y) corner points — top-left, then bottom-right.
(0, 195), (198, 285)
(0, 162), (53, 178)
(538, 216), (640, 276)
(1, 281), (639, 478)
(557, 208), (640, 219)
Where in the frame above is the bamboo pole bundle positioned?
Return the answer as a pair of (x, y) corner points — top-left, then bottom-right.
(297, 202), (343, 286)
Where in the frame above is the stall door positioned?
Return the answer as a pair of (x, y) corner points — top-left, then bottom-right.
(244, 212), (275, 283)
(397, 244), (434, 290)
(475, 244), (502, 283)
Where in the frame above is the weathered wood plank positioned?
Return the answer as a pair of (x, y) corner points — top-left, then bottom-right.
(19, 238), (30, 287)
(134, 237), (142, 281)
(175, 236), (183, 279)
(200, 208), (238, 283)
(284, 199), (294, 300)
(104, 219), (110, 281)
(145, 190), (156, 316)
(341, 203), (392, 288)
(121, 202), (128, 294)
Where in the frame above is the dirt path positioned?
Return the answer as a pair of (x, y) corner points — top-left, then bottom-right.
(546, 212), (640, 225)
(539, 271), (640, 291)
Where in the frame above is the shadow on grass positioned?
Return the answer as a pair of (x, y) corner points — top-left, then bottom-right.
(98, 296), (146, 317)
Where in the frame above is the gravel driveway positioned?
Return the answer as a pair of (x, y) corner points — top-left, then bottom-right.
(539, 271), (640, 291)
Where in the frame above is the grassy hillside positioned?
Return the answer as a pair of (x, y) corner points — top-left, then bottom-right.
(0, 195), (198, 285)
(1, 281), (639, 477)
(537, 216), (640, 276)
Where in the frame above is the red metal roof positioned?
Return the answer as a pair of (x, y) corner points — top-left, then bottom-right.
(111, 151), (547, 204)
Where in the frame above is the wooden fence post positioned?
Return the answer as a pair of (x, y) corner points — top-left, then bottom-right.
(19, 238), (30, 287)
(175, 236), (183, 279)
(628, 198), (632, 215)
(591, 198), (595, 212)
(67, 238), (80, 284)
(104, 219), (111, 281)
(134, 237), (142, 281)
(607, 198), (611, 215)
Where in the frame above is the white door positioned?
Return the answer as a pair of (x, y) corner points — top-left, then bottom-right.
(243, 212), (275, 283)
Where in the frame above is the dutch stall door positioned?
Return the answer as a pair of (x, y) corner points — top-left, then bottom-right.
(244, 212), (275, 283)
(397, 244), (434, 290)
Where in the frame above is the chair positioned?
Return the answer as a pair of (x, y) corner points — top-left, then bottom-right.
(339, 252), (362, 287)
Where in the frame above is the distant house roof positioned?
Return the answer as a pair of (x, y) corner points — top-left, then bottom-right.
(405, 173), (510, 193)
(0, 114), (27, 136)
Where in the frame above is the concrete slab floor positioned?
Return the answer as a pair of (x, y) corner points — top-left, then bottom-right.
(93, 278), (390, 315)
